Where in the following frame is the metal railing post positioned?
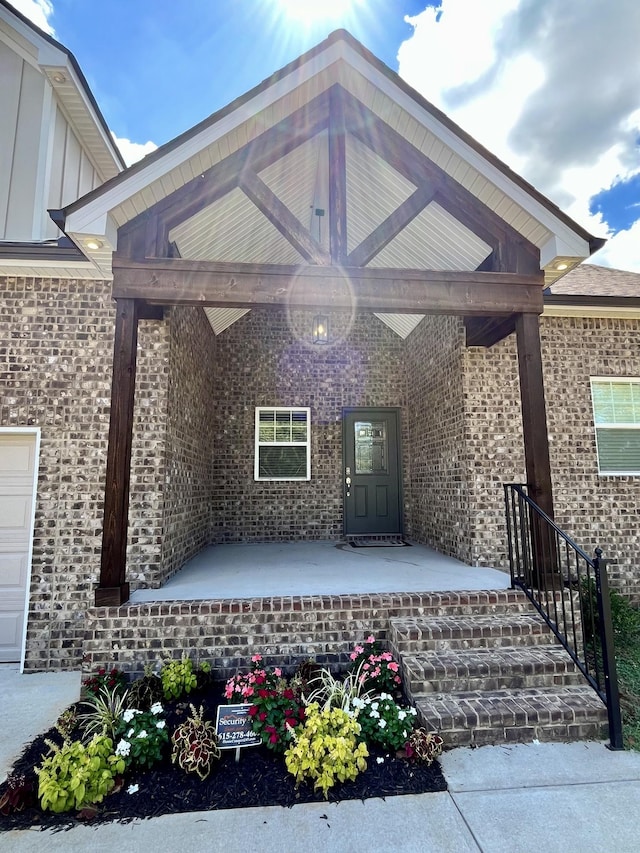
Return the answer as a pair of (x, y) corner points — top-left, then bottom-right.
(594, 548), (625, 750)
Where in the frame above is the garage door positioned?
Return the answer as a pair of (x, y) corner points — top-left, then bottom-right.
(0, 433), (38, 662)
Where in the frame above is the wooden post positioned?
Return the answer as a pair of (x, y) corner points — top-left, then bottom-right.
(515, 312), (553, 516)
(515, 312), (556, 585)
(96, 298), (139, 606)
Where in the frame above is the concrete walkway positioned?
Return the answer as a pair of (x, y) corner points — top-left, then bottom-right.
(2, 668), (640, 852)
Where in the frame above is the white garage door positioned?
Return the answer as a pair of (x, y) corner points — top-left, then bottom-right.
(0, 432), (38, 663)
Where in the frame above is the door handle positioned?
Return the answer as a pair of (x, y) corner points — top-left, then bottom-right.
(345, 475), (351, 497)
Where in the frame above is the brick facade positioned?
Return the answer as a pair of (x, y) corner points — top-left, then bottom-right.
(2, 273), (639, 671)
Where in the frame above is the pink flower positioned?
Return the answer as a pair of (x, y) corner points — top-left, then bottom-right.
(349, 652), (357, 661)
(394, 675), (402, 684)
(251, 654), (262, 663)
(354, 646), (364, 655)
(388, 661), (399, 672)
(274, 667), (282, 677)
(366, 635), (375, 644)
(363, 663), (370, 670)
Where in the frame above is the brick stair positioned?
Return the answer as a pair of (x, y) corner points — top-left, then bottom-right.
(389, 590), (608, 746)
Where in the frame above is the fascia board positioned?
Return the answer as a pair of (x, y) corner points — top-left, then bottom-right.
(64, 43), (346, 236)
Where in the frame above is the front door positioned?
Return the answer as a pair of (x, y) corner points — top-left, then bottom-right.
(343, 408), (402, 536)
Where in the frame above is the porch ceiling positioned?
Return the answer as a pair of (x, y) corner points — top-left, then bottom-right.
(58, 31), (601, 293)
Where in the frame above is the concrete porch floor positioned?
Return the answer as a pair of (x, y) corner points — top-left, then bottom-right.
(129, 541), (510, 602)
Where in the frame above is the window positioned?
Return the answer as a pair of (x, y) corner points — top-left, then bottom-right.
(255, 407), (311, 480)
(591, 378), (640, 475)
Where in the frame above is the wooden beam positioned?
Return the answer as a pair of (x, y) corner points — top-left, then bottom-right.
(342, 92), (540, 268)
(238, 170), (331, 265)
(97, 298), (139, 607)
(347, 183), (437, 267)
(111, 256), (544, 316)
(515, 312), (554, 518)
(328, 86), (348, 263)
(118, 90), (331, 248)
(465, 314), (516, 347)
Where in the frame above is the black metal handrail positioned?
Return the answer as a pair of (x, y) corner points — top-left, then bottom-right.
(504, 483), (623, 750)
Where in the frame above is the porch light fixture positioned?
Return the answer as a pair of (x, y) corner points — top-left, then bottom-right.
(555, 262), (569, 271)
(312, 314), (328, 344)
(84, 238), (103, 250)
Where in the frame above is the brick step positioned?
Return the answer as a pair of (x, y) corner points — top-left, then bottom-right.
(389, 589), (538, 617)
(414, 685), (608, 747)
(390, 613), (557, 654)
(401, 645), (584, 694)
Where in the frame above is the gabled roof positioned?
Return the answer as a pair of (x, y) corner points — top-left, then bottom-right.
(0, 0), (125, 176)
(543, 264), (640, 319)
(57, 29), (603, 286)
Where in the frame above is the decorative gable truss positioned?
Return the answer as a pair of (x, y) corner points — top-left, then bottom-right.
(111, 85), (544, 345)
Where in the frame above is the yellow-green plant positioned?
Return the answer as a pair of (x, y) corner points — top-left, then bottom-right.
(36, 735), (125, 813)
(160, 654), (198, 701)
(171, 704), (221, 780)
(284, 703), (368, 798)
(79, 684), (130, 741)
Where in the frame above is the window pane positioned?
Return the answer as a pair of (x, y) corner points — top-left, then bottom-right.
(291, 410), (307, 442)
(354, 420), (388, 474)
(611, 383), (635, 423)
(259, 446), (307, 478)
(596, 428), (640, 473)
(592, 382), (614, 424)
(258, 410), (275, 442)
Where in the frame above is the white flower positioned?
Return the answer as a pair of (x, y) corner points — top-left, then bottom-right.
(127, 728), (135, 738)
(115, 739), (131, 757)
(150, 702), (163, 715)
(123, 709), (136, 723)
(376, 757), (385, 764)
(351, 697), (364, 709)
(379, 693), (390, 700)
(156, 720), (166, 729)
(138, 729), (148, 739)
(370, 709), (380, 719)
(371, 702), (379, 711)
(127, 784), (139, 795)
(378, 719), (387, 729)
(398, 710), (407, 721)
(410, 708), (417, 716)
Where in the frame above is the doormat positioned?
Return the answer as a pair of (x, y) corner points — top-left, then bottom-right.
(348, 536), (409, 547)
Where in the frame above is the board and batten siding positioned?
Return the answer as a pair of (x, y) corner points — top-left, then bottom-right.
(0, 39), (100, 242)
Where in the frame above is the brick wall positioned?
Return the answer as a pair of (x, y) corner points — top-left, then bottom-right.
(159, 306), (217, 583)
(404, 315), (473, 561)
(463, 315), (640, 599)
(210, 308), (408, 542)
(0, 275), (170, 667)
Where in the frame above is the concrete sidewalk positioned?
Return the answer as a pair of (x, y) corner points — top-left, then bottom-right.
(2, 667), (640, 852)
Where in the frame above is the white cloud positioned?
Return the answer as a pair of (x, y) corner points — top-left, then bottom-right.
(11, 0), (54, 34)
(111, 134), (158, 167)
(398, 0), (640, 271)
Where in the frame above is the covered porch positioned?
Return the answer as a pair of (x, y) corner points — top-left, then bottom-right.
(128, 540), (510, 602)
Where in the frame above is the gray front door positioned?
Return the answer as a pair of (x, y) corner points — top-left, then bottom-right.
(343, 408), (402, 536)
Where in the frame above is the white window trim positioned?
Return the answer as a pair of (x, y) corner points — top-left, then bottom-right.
(590, 377), (640, 476)
(254, 407), (311, 481)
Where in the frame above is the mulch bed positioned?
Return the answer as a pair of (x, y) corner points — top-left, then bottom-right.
(0, 683), (447, 832)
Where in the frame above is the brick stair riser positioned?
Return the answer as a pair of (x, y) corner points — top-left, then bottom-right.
(407, 671), (585, 694)
(426, 720), (608, 748)
(392, 629), (557, 655)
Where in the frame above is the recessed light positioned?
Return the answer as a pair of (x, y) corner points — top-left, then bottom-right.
(84, 238), (103, 250)
(52, 72), (66, 84)
(555, 262), (569, 271)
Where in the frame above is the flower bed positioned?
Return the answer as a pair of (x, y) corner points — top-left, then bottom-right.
(0, 640), (446, 832)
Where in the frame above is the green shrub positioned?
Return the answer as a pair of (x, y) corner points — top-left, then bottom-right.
(160, 654), (198, 701)
(127, 664), (164, 710)
(114, 703), (169, 770)
(354, 693), (417, 751)
(303, 663), (376, 713)
(171, 705), (221, 780)
(36, 735), (124, 813)
(79, 684), (130, 741)
(284, 703), (368, 798)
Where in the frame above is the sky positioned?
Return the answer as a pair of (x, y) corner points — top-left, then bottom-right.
(12, 0), (640, 272)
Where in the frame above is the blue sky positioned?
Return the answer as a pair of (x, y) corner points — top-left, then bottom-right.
(15, 0), (640, 272)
